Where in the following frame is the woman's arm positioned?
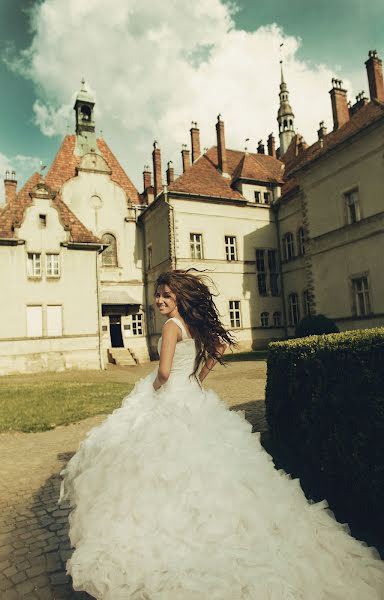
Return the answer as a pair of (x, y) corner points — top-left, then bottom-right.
(153, 321), (179, 391)
(198, 343), (227, 384)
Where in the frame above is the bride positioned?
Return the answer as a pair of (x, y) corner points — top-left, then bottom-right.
(59, 269), (384, 599)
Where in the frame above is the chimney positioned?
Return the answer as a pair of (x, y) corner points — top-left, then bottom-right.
(215, 114), (228, 176)
(190, 122), (201, 163)
(349, 92), (369, 117)
(166, 161), (174, 185)
(267, 133), (276, 158)
(365, 50), (384, 101)
(329, 79), (350, 130)
(257, 140), (265, 154)
(181, 145), (190, 173)
(143, 165), (152, 191)
(4, 171), (17, 204)
(317, 121), (327, 140)
(152, 141), (162, 197)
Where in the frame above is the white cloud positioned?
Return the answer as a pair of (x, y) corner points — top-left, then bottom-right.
(11, 0), (351, 189)
(0, 153), (41, 204)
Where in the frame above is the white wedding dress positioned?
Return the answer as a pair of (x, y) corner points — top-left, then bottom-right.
(59, 317), (384, 599)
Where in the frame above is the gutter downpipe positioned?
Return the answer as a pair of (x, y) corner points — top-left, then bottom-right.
(141, 205), (152, 356)
(163, 185), (176, 270)
(95, 247), (105, 370)
(272, 195), (289, 339)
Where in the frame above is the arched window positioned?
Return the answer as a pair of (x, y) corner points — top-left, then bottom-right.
(283, 119), (288, 130)
(288, 293), (300, 326)
(81, 105), (91, 121)
(283, 232), (295, 260)
(261, 312), (269, 327)
(273, 311), (282, 327)
(102, 233), (118, 267)
(297, 227), (305, 256)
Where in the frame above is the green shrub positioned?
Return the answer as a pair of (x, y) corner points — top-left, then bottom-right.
(295, 314), (339, 338)
(265, 327), (384, 533)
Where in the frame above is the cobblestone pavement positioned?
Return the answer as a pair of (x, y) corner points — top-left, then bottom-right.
(0, 360), (267, 599)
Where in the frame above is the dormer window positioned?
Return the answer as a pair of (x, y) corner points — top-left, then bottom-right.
(263, 192), (271, 204)
(254, 191), (261, 203)
(39, 214), (47, 227)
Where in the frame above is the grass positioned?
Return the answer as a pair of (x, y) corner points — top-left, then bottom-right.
(224, 350), (268, 362)
(0, 381), (133, 433)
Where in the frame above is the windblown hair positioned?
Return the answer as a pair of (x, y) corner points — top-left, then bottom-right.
(155, 268), (237, 378)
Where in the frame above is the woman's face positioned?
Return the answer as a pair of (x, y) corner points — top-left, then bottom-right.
(155, 284), (178, 316)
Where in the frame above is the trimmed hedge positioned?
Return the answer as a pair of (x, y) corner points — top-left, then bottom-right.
(295, 314), (339, 338)
(265, 327), (384, 538)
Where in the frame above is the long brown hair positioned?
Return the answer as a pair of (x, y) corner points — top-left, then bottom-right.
(155, 269), (237, 377)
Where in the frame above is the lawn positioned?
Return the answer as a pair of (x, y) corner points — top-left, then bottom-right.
(0, 380), (133, 433)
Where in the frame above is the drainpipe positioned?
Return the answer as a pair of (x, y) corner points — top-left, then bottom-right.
(272, 197), (288, 339)
(95, 248), (105, 369)
(141, 212), (152, 354)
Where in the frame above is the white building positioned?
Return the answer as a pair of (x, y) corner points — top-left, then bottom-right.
(1, 51), (383, 374)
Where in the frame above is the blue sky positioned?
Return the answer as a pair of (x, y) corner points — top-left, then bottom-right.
(0, 0), (383, 197)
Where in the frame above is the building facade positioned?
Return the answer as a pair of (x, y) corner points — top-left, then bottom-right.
(1, 51), (383, 374)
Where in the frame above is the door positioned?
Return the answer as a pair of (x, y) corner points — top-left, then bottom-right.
(109, 316), (124, 347)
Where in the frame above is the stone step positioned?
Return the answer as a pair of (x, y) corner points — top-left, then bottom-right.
(108, 348), (137, 366)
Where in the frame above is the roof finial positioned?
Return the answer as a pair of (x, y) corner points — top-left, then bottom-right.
(81, 77), (87, 92)
(244, 137), (250, 152)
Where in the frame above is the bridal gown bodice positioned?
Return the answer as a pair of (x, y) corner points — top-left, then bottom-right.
(157, 317), (198, 390)
(58, 316), (384, 600)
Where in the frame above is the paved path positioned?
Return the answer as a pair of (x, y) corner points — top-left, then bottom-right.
(0, 360), (267, 599)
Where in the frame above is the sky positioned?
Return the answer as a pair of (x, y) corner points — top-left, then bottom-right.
(0, 0), (383, 201)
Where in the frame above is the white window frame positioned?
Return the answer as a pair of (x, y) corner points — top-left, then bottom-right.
(46, 254), (60, 278)
(26, 305), (43, 337)
(225, 236), (237, 261)
(283, 233), (295, 261)
(102, 233), (118, 267)
(288, 292), (300, 326)
(263, 191), (271, 205)
(273, 311), (282, 327)
(352, 276), (371, 316)
(254, 191), (261, 203)
(229, 300), (242, 328)
(46, 305), (63, 337)
(344, 189), (361, 225)
(297, 228), (305, 256)
(27, 253), (42, 278)
(190, 233), (203, 259)
(303, 289), (311, 316)
(256, 248), (279, 296)
(132, 313), (143, 336)
(260, 311), (269, 327)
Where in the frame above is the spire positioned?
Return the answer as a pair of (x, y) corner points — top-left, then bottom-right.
(277, 60), (295, 156)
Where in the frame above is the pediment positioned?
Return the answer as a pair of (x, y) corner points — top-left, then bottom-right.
(78, 152), (111, 174)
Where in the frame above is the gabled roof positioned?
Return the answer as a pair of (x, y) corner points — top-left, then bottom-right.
(0, 172), (100, 243)
(167, 146), (284, 200)
(286, 99), (384, 176)
(46, 134), (141, 204)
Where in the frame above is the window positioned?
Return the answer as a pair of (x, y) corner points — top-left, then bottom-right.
(46, 254), (60, 277)
(27, 253), (41, 277)
(26, 306), (43, 337)
(39, 214), (47, 227)
(254, 191), (261, 203)
(102, 233), (118, 267)
(132, 313), (143, 336)
(345, 189), (360, 224)
(288, 293), (300, 326)
(256, 249), (267, 295)
(268, 249), (279, 296)
(190, 233), (203, 259)
(261, 312), (269, 327)
(283, 233), (295, 261)
(352, 276), (371, 316)
(273, 311), (282, 327)
(256, 249), (279, 296)
(297, 228), (305, 256)
(47, 305), (62, 336)
(229, 300), (241, 328)
(225, 236), (237, 261)
(263, 192), (271, 205)
(303, 290), (311, 316)
(146, 244), (153, 270)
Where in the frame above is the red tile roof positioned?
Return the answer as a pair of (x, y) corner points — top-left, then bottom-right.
(286, 99), (384, 176)
(0, 172), (100, 243)
(46, 134), (141, 204)
(168, 146), (284, 200)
